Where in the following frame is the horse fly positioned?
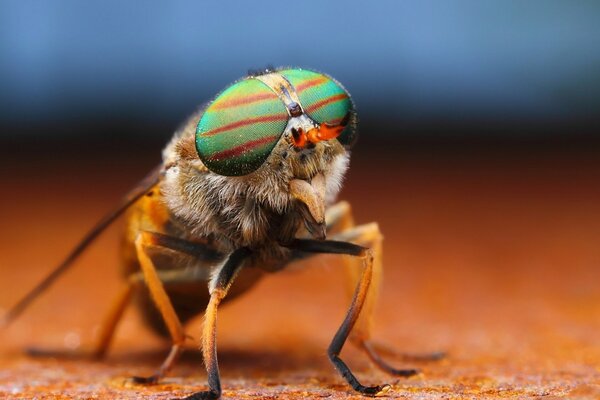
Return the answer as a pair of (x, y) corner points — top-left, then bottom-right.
(2, 67), (442, 399)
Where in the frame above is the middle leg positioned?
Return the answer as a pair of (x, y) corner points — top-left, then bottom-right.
(132, 231), (225, 384)
(180, 247), (252, 400)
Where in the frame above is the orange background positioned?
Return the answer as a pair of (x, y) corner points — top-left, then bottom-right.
(1, 140), (599, 398)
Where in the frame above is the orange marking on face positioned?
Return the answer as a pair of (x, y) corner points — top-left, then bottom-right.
(292, 111), (349, 148)
(307, 128), (321, 143)
(317, 123), (344, 141)
(291, 128), (307, 148)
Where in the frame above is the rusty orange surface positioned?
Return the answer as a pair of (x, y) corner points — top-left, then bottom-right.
(1, 147), (599, 399)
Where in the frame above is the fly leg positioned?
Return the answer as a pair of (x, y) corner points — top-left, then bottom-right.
(29, 233), (220, 362)
(92, 279), (138, 359)
(132, 231), (223, 384)
(132, 231), (187, 383)
(282, 238), (391, 396)
(28, 231), (223, 378)
(326, 203), (445, 367)
(331, 223), (421, 377)
(180, 247), (251, 400)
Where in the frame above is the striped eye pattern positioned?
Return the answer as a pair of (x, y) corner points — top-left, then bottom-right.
(196, 69), (356, 176)
(279, 69), (356, 147)
(195, 79), (288, 176)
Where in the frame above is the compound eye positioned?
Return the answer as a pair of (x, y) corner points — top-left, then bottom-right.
(196, 78), (288, 176)
(280, 69), (357, 148)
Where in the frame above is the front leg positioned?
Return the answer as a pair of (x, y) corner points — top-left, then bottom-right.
(282, 238), (394, 396)
(327, 203), (445, 367)
(180, 247), (252, 400)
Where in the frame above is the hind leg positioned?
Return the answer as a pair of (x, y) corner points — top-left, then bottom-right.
(92, 279), (138, 359)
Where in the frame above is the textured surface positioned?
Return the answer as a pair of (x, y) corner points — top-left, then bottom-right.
(1, 146), (599, 399)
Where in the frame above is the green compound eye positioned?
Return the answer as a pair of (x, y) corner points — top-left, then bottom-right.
(279, 69), (356, 147)
(196, 78), (289, 176)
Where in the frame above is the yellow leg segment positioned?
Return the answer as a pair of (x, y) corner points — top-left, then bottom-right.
(133, 231), (186, 383)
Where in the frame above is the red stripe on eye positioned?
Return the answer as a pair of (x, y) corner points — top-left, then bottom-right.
(305, 93), (348, 113)
(295, 76), (328, 92)
(212, 92), (276, 109)
(209, 135), (279, 160)
(202, 114), (287, 136)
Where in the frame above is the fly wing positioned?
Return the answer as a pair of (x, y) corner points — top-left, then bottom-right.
(1, 164), (165, 328)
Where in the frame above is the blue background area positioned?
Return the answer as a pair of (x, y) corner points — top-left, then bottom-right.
(1, 0), (599, 135)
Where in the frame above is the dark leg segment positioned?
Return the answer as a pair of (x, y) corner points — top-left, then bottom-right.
(361, 342), (417, 376)
(325, 204), (445, 372)
(283, 239), (392, 396)
(362, 341), (445, 363)
(180, 247), (252, 400)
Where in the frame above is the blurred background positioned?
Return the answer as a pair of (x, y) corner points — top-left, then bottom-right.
(1, 0), (600, 146)
(1, 1), (600, 398)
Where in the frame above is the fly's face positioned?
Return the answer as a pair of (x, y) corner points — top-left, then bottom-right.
(195, 68), (356, 177)
(193, 68), (357, 240)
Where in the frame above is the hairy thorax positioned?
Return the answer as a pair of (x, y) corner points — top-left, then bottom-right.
(157, 113), (350, 266)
